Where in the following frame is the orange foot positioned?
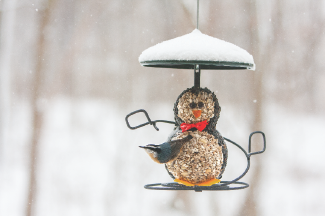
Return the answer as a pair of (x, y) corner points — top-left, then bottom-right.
(195, 179), (220, 186)
(174, 179), (220, 186)
(174, 179), (195, 186)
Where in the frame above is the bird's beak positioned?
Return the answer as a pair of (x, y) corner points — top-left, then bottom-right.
(139, 145), (156, 151)
(192, 110), (201, 118)
(139, 145), (161, 153)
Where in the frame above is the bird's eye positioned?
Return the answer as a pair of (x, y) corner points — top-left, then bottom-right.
(189, 102), (197, 109)
(198, 102), (204, 108)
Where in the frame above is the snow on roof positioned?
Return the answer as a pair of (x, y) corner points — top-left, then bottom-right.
(139, 29), (255, 66)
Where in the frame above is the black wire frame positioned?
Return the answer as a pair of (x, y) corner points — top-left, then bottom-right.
(125, 109), (176, 131)
(144, 181), (249, 192)
(125, 109), (266, 192)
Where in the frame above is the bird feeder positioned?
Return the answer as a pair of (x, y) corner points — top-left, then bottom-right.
(125, 0), (265, 192)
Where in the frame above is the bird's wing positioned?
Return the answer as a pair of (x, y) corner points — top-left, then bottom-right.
(168, 135), (193, 161)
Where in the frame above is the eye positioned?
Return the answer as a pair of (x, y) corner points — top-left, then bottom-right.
(189, 102), (197, 109)
(198, 102), (204, 108)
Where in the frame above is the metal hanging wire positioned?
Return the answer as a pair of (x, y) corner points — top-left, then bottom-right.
(197, 0), (199, 29)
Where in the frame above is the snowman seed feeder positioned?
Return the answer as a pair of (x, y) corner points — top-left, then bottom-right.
(125, 0), (266, 192)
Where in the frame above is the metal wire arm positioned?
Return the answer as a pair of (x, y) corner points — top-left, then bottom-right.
(125, 109), (176, 131)
(144, 131), (266, 192)
(125, 109), (266, 192)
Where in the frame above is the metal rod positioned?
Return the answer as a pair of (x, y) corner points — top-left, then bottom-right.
(194, 64), (200, 88)
(197, 0), (199, 29)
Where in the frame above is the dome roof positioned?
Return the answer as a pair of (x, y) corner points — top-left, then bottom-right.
(139, 29), (255, 70)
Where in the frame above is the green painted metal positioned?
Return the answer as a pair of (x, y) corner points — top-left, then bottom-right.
(140, 60), (254, 70)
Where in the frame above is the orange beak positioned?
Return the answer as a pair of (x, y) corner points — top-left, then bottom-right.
(192, 110), (202, 118)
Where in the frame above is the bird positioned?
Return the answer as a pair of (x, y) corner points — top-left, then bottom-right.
(139, 135), (193, 163)
(140, 86), (228, 186)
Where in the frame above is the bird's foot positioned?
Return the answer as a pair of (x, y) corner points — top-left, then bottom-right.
(195, 179), (221, 186)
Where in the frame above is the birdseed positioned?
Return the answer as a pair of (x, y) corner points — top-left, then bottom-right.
(166, 130), (223, 184)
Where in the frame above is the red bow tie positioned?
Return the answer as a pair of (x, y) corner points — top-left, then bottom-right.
(180, 120), (208, 132)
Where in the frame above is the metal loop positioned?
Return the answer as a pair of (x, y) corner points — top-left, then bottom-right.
(214, 131), (266, 187)
(248, 131), (266, 157)
(125, 109), (176, 131)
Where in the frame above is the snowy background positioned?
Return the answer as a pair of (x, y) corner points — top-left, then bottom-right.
(0, 0), (325, 216)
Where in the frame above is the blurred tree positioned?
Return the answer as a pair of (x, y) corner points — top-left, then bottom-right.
(26, 1), (57, 216)
(236, 0), (266, 215)
(0, 0), (16, 169)
(296, 1), (325, 112)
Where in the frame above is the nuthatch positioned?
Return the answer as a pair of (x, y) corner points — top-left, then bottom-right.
(139, 135), (193, 163)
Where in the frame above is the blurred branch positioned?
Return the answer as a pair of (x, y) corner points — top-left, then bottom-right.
(301, 1), (325, 111)
(26, 0), (57, 216)
(179, 0), (195, 29)
(237, 0), (267, 215)
(53, 0), (94, 97)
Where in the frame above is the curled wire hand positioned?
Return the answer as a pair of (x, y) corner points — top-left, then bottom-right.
(125, 109), (176, 131)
